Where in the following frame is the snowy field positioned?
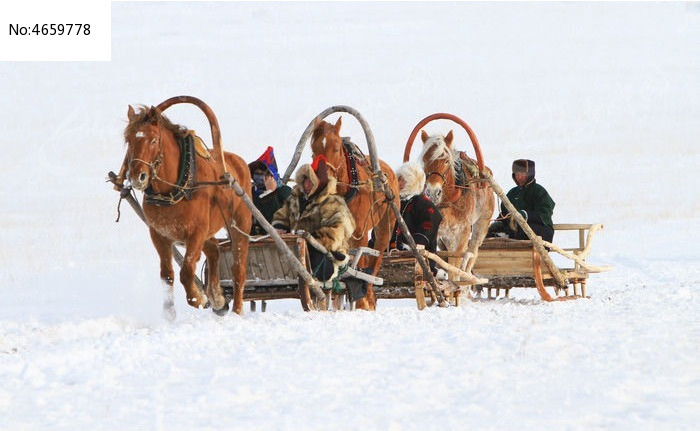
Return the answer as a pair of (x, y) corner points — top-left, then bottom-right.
(1, 2), (699, 430)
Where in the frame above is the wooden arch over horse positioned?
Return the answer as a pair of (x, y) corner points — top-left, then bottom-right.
(404, 113), (496, 282)
(283, 106), (445, 309)
(116, 96), (253, 317)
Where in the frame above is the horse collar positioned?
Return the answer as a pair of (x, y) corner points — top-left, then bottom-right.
(342, 138), (360, 203)
(453, 151), (467, 188)
(144, 134), (197, 206)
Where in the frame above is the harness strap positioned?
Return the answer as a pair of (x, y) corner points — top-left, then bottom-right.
(438, 151), (482, 207)
(342, 138), (360, 203)
(144, 134), (197, 206)
(454, 152), (467, 187)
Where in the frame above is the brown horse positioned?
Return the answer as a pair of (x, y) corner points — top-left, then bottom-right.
(420, 129), (495, 279)
(310, 117), (400, 310)
(123, 104), (251, 316)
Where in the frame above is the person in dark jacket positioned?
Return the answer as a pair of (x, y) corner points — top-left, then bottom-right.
(370, 162), (443, 274)
(248, 146), (292, 235)
(487, 159), (555, 242)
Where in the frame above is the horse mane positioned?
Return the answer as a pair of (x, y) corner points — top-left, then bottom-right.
(124, 105), (189, 142)
(420, 134), (457, 176)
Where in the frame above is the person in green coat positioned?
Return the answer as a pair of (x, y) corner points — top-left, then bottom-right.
(487, 159), (555, 242)
(248, 146), (292, 235)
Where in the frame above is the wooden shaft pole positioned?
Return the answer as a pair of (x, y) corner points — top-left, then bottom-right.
(223, 174), (322, 300)
(385, 189), (447, 305)
(540, 240), (612, 273)
(108, 171), (205, 292)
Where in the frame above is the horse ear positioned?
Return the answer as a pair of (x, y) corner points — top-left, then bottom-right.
(148, 106), (159, 124)
(334, 116), (342, 133)
(313, 117), (321, 129)
(127, 105), (136, 121)
(445, 130), (454, 146)
(420, 130), (429, 143)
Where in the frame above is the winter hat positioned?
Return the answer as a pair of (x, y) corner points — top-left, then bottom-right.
(396, 162), (426, 199)
(310, 154), (329, 194)
(248, 146), (280, 183)
(512, 159), (535, 184)
(295, 155), (329, 197)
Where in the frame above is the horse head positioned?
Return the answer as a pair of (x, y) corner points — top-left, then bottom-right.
(420, 129), (456, 205)
(124, 105), (183, 191)
(310, 117), (344, 179)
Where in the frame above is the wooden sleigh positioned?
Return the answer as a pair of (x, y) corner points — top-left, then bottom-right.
(466, 223), (609, 300)
(371, 223), (609, 306)
(213, 233), (383, 312)
(214, 235), (482, 311)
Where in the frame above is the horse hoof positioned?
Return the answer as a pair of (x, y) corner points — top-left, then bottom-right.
(188, 295), (210, 309)
(212, 302), (229, 316)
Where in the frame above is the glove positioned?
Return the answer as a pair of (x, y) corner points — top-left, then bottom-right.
(519, 210), (528, 221)
(331, 251), (346, 262)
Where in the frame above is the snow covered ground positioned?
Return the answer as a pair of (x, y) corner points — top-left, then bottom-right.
(1, 2), (698, 430)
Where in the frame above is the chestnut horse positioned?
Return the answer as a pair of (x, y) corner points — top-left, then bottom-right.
(420, 129), (495, 279)
(123, 104), (251, 316)
(311, 117), (400, 310)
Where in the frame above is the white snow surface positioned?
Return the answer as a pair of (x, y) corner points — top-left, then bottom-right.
(1, 2), (699, 430)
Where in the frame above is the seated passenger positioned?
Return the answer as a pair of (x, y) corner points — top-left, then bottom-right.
(369, 162), (443, 274)
(487, 159), (555, 242)
(272, 155), (355, 282)
(248, 146), (292, 235)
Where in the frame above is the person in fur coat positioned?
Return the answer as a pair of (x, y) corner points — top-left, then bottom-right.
(370, 162), (443, 274)
(272, 155), (355, 282)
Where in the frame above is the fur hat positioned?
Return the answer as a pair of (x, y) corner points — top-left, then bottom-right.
(295, 155), (330, 197)
(396, 162), (426, 199)
(512, 159), (535, 184)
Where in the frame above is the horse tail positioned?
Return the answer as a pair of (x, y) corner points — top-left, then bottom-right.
(155, 96), (227, 173)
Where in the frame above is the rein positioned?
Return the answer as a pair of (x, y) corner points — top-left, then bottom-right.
(430, 151), (484, 208)
(322, 138), (363, 203)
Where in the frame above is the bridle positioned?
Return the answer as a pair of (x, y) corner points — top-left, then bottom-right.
(125, 123), (200, 207)
(426, 169), (448, 185)
(425, 158), (461, 207)
(127, 126), (164, 189)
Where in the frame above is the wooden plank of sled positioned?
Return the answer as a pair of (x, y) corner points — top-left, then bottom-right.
(414, 258), (427, 310)
(270, 243), (289, 279)
(552, 223), (593, 230)
(476, 250), (534, 259)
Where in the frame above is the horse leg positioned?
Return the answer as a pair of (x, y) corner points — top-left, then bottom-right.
(149, 228), (176, 321)
(359, 203), (395, 310)
(203, 238), (227, 314)
(465, 214), (492, 275)
(229, 212), (251, 316)
(180, 236), (208, 309)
